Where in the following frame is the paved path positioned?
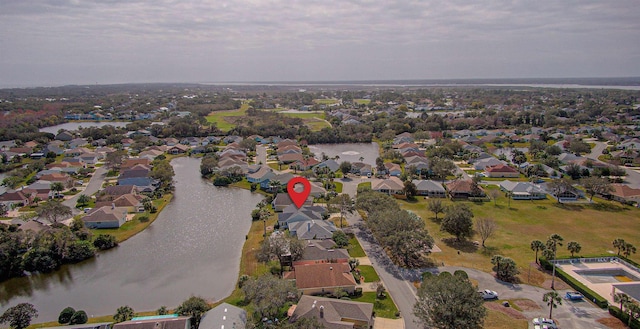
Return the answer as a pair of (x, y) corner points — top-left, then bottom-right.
(256, 145), (268, 165)
(338, 176), (367, 197)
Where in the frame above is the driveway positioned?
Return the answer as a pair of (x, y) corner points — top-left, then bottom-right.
(339, 176), (367, 197)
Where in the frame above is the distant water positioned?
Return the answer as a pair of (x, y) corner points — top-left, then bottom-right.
(39, 122), (130, 134)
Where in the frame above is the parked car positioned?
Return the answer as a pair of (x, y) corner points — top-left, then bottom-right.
(565, 291), (584, 300)
(532, 317), (557, 328)
(479, 289), (499, 300)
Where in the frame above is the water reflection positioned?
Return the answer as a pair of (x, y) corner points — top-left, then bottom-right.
(0, 157), (264, 321)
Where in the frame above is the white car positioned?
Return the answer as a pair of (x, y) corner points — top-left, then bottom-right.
(532, 318), (557, 328)
(479, 289), (499, 300)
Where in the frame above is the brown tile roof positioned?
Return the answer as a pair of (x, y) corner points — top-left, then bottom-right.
(485, 164), (518, 173)
(121, 158), (152, 169)
(610, 184), (640, 198)
(291, 295), (373, 329)
(292, 263), (356, 290)
(95, 193), (143, 209)
(82, 206), (127, 223)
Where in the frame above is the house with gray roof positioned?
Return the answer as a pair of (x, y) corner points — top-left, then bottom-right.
(289, 295), (374, 329)
(113, 316), (190, 329)
(499, 180), (547, 200)
(412, 180), (446, 198)
(473, 157), (507, 170)
(199, 303), (247, 329)
(82, 205), (127, 229)
(289, 220), (337, 240)
(294, 240), (350, 266)
(314, 159), (340, 173)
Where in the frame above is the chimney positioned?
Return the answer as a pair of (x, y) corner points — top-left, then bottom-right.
(307, 222), (311, 231)
(111, 203), (115, 209)
(319, 305), (324, 318)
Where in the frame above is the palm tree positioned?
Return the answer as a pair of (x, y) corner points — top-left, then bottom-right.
(546, 233), (564, 289)
(567, 241), (581, 257)
(543, 291), (562, 318)
(531, 240), (545, 264)
(623, 243), (637, 258)
(613, 238), (626, 256)
(614, 292), (630, 311)
(625, 302), (640, 327)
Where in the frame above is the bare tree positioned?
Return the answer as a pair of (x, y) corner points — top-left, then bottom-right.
(489, 189), (501, 206)
(475, 217), (497, 247)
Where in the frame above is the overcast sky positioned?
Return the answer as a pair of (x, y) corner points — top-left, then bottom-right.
(1, 0), (639, 87)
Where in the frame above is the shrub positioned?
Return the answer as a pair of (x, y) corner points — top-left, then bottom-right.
(93, 234), (118, 250)
(454, 270), (469, 280)
(58, 307), (75, 324)
(609, 305), (640, 329)
(421, 272), (433, 281)
(69, 310), (88, 324)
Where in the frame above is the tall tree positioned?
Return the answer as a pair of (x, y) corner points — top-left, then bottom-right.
(614, 292), (631, 311)
(76, 194), (91, 207)
(530, 240), (546, 265)
(176, 296), (210, 329)
(475, 217), (497, 248)
(0, 303), (38, 329)
(488, 189), (501, 206)
(567, 241), (582, 257)
(430, 157), (456, 182)
(441, 204), (474, 242)
(427, 199), (445, 221)
(546, 234), (564, 289)
(414, 272), (486, 329)
(404, 180), (418, 199)
(50, 182), (65, 198)
(257, 232), (305, 273)
(543, 291), (562, 319)
(547, 178), (574, 203)
(35, 200), (72, 224)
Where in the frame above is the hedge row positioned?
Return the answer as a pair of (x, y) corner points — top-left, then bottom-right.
(539, 258), (608, 308)
(609, 305), (640, 329)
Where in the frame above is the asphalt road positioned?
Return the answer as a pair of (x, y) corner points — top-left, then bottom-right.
(586, 140), (640, 189)
(256, 145), (268, 165)
(62, 166), (107, 215)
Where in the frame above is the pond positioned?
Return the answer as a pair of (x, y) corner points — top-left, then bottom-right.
(39, 122), (131, 134)
(307, 143), (380, 166)
(0, 157), (264, 321)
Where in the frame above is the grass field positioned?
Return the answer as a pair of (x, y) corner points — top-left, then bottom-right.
(351, 292), (399, 319)
(400, 194), (640, 285)
(334, 181), (343, 193)
(357, 265), (380, 282)
(205, 103), (249, 131)
(354, 99), (371, 105)
(313, 98), (340, 105)
(348, 236), (367, 257)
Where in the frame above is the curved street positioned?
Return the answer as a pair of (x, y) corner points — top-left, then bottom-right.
(62, 165), (108, 215)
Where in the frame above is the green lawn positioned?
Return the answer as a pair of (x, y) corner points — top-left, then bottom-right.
(348, 236), (367, 257)
(334, 181), (343, 193)
(279, 112), (326, 119)
(205, 103), (249, 132)
(313, 98), (340, 105)
(353, 99), (371, 105)
(357, 265), (380, 282)
(351, 292), (399, 319)
(400, 196), (640, 286)
(357, 182), (371, 191)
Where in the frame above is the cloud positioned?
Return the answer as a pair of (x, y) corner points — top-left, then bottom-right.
(0, 0), (638, 86)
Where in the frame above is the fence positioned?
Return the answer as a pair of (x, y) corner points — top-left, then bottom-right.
(551, 256), (640, 276)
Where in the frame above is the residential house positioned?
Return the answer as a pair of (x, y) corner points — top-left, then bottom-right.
(372, 177), (404, 195)
(405, 156), (430, 175)
(199, 303), (247, 329)
(291, 158), (321, 171)
(113, 316), (190, 329)
(499, 181), (547, 200)
(273, 193), (314, 212)
(95, 194), (145, 213)
(246, 166), (274, 187)
(289, 295), (374, 329)
(289, 220), (337, 240)
(314, 159), (340, 173)
(121, 158), (152, 170)
(0, 190), (31, 209)
(294, 240), (350, 266)
(383, 162), (402, 176)
(484, 164), (520, 178)
(82, 205), (128, 229)
(446, 179), (485, 199)
(97, 185), (137, 201)
(607, 184), (640, 205)
(412, 180), (446, 198)
(167, 144), (190, 154)
(279, 153), (304, 164)
(55, 131), (74, 141)
(23, 181), (54, 200)
(285, 262), (356, 296)
(350, 162), (372, 176)
(309, 181), (327, 198)
(40, 322), (112, 329)
(473, 157), (507, 170)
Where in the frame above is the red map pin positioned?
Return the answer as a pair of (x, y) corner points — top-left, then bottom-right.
(287, 176), (311, 209)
